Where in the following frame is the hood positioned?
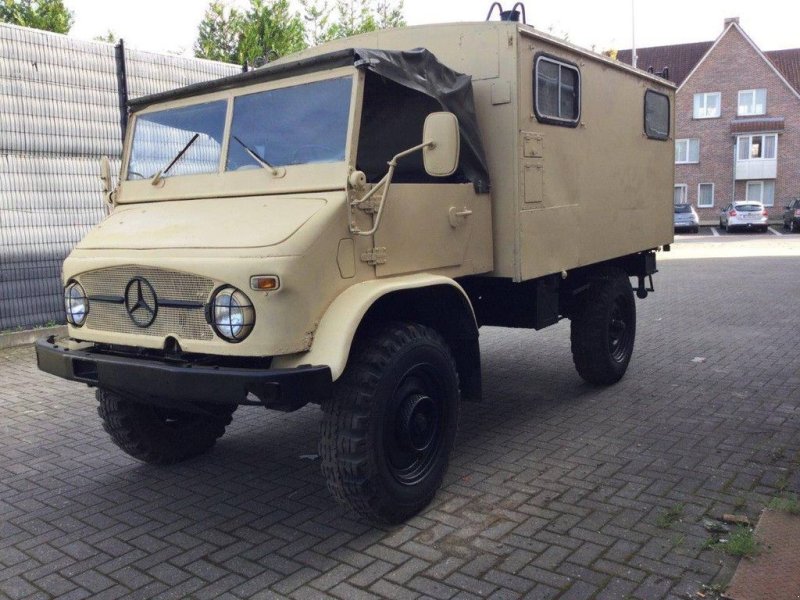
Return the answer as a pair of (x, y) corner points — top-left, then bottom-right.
(78, 196), (328, 250)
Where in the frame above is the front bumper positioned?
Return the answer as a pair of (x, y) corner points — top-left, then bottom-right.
(36, 336), (331, 412)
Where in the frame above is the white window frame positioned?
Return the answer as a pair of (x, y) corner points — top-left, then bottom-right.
(738, 89), (766, 116)
(737, 134), (778, 161)
(693, 92), (721, 119)
(745, 180), (774, 206)
(675, 138), (700, 164)
(697, 183), (714, 208)
(674, 184), (688, 204)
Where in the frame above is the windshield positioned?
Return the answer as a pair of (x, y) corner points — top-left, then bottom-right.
(735, 204), (762, 212)
(127, 100), (227, 180)
(227, 77), (352, 170)
(126, 76), (353, 181)
(674, 204), (693, 213)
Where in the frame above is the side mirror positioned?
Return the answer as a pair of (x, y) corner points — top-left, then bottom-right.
(423, 112), (460, 177)
(99, 155), (112, 194)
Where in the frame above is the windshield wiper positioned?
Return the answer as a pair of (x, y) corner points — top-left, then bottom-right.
(232, 135), (285, 177)
(151, 133), (200, 186)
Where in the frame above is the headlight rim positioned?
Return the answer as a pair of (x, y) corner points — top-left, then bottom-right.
(64, 280), (89, 327)
(209, 285), (255, 343)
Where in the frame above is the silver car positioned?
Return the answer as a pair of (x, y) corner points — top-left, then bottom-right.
(719, 201), (768, 232)
(674, 203), (699, 233)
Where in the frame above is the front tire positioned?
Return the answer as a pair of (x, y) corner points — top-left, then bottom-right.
(96, 389), (236, 465)
(570, 268), (636, 386)
(319, 322), (460, 524)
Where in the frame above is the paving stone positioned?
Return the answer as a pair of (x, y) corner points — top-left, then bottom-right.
(2, 254), (800, 600)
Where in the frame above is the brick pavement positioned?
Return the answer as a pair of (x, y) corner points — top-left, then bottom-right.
(1, 253), (799, 599)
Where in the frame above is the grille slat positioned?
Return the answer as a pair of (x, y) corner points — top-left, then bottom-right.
(78, 265), (214, 340)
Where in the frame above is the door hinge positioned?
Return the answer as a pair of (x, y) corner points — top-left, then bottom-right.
(360, 247), (387, 265)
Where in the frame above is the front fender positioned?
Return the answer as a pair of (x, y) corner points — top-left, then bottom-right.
(271, 274), (476, 381)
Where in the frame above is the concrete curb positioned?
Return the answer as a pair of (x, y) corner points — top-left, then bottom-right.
(0, 326), (67, 350)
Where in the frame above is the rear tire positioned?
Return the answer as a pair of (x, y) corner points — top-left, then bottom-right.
(319, 322), (460, 524)
(97, 389), (236, 465)
(570, 268), (636, 386)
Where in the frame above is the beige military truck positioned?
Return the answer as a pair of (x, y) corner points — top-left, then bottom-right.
(37, 18), (674, 523)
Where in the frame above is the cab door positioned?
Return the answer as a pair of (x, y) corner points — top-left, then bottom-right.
(373, 183), (484, 277)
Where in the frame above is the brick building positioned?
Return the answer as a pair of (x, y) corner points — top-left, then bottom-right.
(619, 19), (800, 224)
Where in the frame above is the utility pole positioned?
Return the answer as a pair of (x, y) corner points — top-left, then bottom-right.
(631, 0), (638, 68)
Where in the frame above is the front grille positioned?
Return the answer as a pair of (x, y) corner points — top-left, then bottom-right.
(78, 265), (215, 341)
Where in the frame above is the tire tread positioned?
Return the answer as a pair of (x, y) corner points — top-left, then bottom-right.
(319, 322), (458, 523)
(97, 389), (234, 465)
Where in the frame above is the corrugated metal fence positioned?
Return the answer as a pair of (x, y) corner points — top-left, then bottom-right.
(0, 23), (239, 330)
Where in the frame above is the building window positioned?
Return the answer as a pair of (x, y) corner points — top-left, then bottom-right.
(737, 134), (777, 160)
(693, 92), (721, 119)
(674, 184), (688, 204)
(675, 139), (700, 163)
(644, 90), (669, 140)
(746, 180), (775, 206)
(698, 183), (714, 208)
(534, 55), (580, 126)
(738, 89), (766, 116)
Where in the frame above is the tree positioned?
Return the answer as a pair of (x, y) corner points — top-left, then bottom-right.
(299, 0), (330, 46)
(193, 0), (405, 65)
(373, 0), (404, 29)
(303, 0), (404, 42)
(238, 0), (306, 64)
(0, 0), (73, 33)
(194, 0), (242, 63)
(194, 0), (305, 65)
(93, 30), (119, 44)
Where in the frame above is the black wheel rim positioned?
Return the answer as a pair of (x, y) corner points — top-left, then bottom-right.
(384, 363), (445, 486)
(608, 297), (633, 363)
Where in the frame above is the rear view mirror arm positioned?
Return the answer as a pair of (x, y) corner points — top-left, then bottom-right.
(349, 142), (432, 236)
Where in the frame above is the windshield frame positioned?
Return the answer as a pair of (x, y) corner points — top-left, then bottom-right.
(118, 66), (361, 204)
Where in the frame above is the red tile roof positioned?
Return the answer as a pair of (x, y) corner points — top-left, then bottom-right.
(618, 42), (800, 95)
(617, 42), (712, 86)
(766, 49), (800, 95)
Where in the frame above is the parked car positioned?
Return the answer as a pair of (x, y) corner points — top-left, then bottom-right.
(783, 198), (800, 233)
(719, 201), (768, 232)
(674, 203), (699, 233)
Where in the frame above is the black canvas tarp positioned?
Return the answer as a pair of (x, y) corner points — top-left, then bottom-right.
(353, 48), (490, 193)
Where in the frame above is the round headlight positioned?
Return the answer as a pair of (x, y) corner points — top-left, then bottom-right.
(64, 281), (88, 326)
(210, 286), (254, 342)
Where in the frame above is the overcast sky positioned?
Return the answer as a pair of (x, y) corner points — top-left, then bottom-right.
(65, 0), (800, 57)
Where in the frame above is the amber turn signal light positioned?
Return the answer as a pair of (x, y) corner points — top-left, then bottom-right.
(250, 276), (280, 291)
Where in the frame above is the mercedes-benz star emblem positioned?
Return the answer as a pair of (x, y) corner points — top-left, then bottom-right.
(124, 277), (158, 328)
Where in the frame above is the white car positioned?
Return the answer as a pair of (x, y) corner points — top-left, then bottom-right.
(719, 201), (768, 232)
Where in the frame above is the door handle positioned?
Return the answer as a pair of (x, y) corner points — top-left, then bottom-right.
(448, 207), (473, 227)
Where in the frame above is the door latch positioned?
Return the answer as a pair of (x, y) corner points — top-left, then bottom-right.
(448, 207), (473, 227)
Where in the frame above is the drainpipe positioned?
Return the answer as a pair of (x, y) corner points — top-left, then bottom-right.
(731, 139), (736, 208)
